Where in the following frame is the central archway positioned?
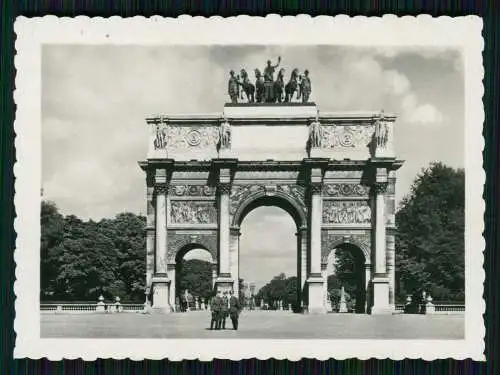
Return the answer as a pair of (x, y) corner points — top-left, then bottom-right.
(174, 244), (215, 312)
(230, 192), (307, 312)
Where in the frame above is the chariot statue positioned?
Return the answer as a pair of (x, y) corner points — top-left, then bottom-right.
(227, 57), (313, 104)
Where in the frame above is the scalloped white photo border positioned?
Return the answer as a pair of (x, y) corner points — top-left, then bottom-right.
(13, 15), (485, 361)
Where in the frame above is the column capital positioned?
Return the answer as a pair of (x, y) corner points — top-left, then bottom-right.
(154, 183), (170, 195)
(372, 181), (388, 194)
(310, 182), (323, 195)
(218, 183), (232, 195)
(230, 226), (241, 236)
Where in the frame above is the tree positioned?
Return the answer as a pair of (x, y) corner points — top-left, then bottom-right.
(40, 201), (65, 297)
(40, 201), (147, 302)
(395, 162), (465, 302)
(256, 273), (298, 309)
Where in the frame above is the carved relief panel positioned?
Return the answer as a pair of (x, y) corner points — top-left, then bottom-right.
(170, 201), (217, 224)
(155, 125), (219, 150)
(321, 125), (375, 149)
(322, 200), (371, 225)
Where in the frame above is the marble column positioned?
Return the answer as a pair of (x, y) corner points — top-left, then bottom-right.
(230, 227), (240, 297)
(321, 262), (332, 312)
(307, 182), (326, 314)
(167, 263), (176, 310)
(216, 182), (233, 292)
(371, 180), (391, 314)
(387, 230), (396, 307)
(212, 263), (217, 287)
(151, 183), (171, 312)
(364, 263), (372, 313)
(296, 227), (307, 310)
(155, 185), (167, 275)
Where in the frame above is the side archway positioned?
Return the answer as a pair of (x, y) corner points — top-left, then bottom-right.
(323, 242), (369, 314)
(168, 240), (217, 312)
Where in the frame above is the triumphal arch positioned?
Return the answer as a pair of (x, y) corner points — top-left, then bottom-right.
(139, 99), (402, 314)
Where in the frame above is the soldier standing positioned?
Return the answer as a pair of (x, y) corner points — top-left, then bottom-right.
(213, 290), (224, 330)
(209, 292), (218, 330)
(229, 290), (241, 330)
(221, 291), (229, 329)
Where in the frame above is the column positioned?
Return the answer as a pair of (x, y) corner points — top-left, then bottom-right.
(371, 180), (391, 314)
(151, 171), (171, 312)
(307, 181), (326, 314)
(215, 180), (233, 292)
(364, 264), (371, 313)
(387, 230), (396, 307)
(322, 263), (332, 312)
(230, 227), (240, 297)
(296, 227), (307, 310)
(167, 264), (176, 310)
(155, 184), (167, 274)
(145, 170), (155, 306)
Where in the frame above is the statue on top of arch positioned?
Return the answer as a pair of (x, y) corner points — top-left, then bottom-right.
(227, 56), (313, 104)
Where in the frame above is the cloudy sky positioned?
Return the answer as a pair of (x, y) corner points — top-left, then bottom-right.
(42, 45), (464, 288)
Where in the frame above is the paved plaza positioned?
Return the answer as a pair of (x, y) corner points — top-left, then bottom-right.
(41, 311), (464, 339)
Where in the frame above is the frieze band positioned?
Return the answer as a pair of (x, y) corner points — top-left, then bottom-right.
(322, 200), (371, 224)
(170, 201), (217, 224)
(171, 184), (216, 197)
(323, 183), (370, 197)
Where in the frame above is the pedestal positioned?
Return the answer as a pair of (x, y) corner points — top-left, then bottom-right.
(151, 276), (172, 313)
(307, 277), (327, 314)
(371, 276), (392, 314)
(215, 276), (234, 293)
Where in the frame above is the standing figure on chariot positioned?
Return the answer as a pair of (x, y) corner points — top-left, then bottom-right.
(228, 70), (241, 103)
(263, 56), (281, 102)
(300, 69), (312, 103)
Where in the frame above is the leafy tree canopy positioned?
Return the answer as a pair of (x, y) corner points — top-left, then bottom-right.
(395, 162), (465, 302)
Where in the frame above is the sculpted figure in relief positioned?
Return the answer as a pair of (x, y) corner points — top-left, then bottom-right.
(154, 124), (167, 149)
(374, 110), (389, 148)
(219, 120), (231, 149)
(323, 201), (371, 224)
(309, 112), (323, 148)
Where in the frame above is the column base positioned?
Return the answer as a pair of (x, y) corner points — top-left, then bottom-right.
(306, 276), (327, 314)
(370, 276), (391, 315)
(151, 276), (172, 314)
(215, 274), (234, 293)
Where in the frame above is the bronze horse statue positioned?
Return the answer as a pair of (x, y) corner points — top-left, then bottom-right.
(239, 69), (255, 103)
(285, 68), (301, 102)
(254, 69), (266, 103)
(273, 68), (286, 103)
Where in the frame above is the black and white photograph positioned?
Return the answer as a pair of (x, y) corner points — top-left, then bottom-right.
(14, 16), (484, 360)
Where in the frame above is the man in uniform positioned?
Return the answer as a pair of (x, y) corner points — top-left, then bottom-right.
(209, 292), (218, 330)
(211, 290), (223, 330)
(229, 290), (242, 330)
(220, 291), (229, 329)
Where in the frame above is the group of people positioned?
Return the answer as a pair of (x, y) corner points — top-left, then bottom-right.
(209, 290), (242, 330)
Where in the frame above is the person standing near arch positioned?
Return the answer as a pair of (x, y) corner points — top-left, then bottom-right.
(229, 290), (241, 330)
(221, 291), (229, 329)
